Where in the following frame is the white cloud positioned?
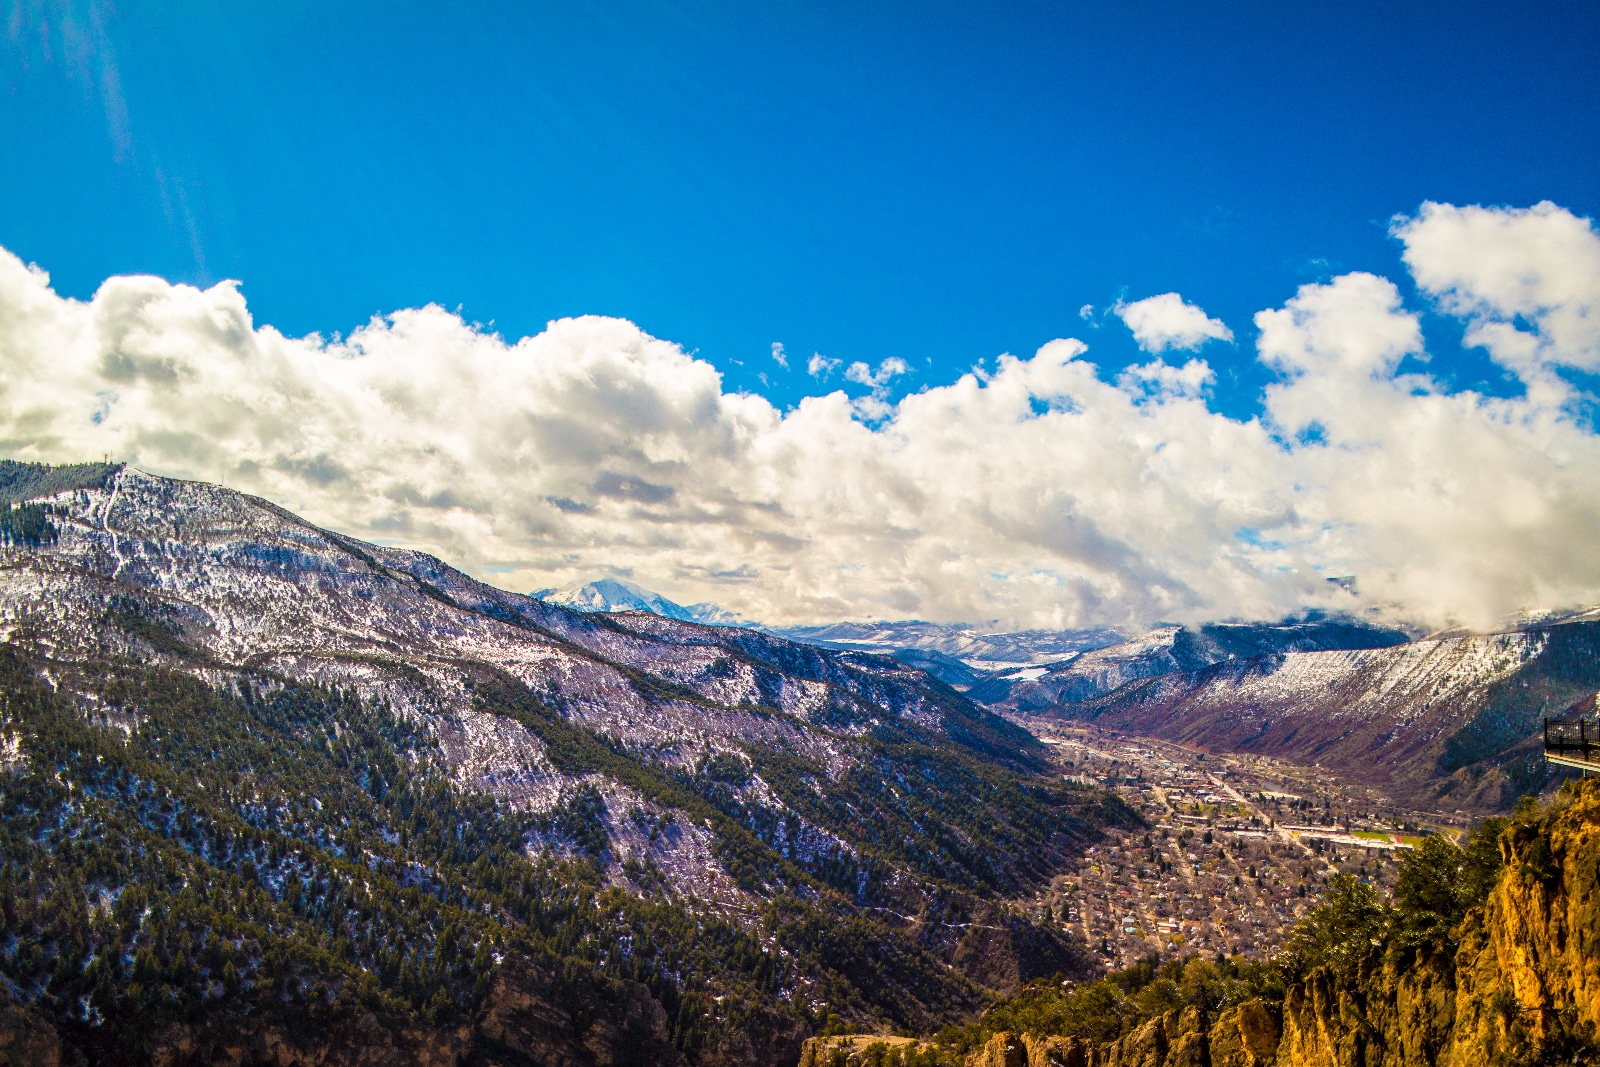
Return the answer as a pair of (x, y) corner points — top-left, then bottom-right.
(807, 352), (840, 378)
(1, 201), (1598, 631)
(843, 357), (910, 422)
(1395, 201), (1600, 388)
(1115, 292), (1234, 352)
(770, 342), (788, 369)
(1118, 358), (1215, 400)
(844, 357), (907, 389)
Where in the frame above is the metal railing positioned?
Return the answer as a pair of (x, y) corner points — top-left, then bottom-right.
(1544, 717), (1599, 769)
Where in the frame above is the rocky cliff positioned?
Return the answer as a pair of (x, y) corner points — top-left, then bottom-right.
(1270, 778), (1599, 1066)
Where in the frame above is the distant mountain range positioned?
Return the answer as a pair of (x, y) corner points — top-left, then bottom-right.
(530, 579), (1128, 689)
(971, 615), (1416, 706)
(531, 577), (1594, 812)
(529, 579), (1414, 699)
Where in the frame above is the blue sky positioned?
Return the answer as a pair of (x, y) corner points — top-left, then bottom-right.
(3, 2), (1600, 628)
(4, 0), (1596, 420)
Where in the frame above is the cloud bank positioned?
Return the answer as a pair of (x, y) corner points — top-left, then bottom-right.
(1, 201), (1598, 631)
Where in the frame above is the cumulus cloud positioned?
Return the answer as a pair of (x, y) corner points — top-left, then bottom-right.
(1, 201), (1598, 631)
(770, 342), (788, 369)
(1115, 292), (1234, 352)
(1395, 201), (1600, 388)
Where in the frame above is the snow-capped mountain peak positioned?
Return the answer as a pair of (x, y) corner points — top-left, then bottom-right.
(530, 576), (754, 627)
(532, 577), (695, 620)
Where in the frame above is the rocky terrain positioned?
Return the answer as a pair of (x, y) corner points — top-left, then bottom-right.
(0, 462), (1127, 1065)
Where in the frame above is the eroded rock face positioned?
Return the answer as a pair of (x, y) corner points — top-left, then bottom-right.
(689, 1011), (809, 1067)
(1450, 794), (1600, 1060)
(1275, 784), (1600, 1067)
(1205, 1001), (1278, 1067)
(1020, 1033), (1086, 1067)
(970, 1032), (1027, 1067)
(1089, 1007), (1209, 1067)
(0, 1005), (64, 1067)
(1275, 945), (1458, 1067)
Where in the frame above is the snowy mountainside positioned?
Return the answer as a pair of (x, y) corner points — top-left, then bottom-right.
(976, 614), (1413, 707)
(532, 576), (750, 627)
(21, 471), (1012, 749)
(772, 619), (1127, 670)
(0, 463), (1124, 1049)
(4, 466), (1057, 835)
(532, 576), (699, 619)
(1029, 619), (1600, 811)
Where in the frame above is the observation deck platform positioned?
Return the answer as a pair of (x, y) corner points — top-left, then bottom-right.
(1545, 717), (1600, 775)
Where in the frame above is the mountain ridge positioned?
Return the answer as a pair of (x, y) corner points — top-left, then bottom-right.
(0, 461), (1125, 1064)
(502, 573), (1587, 813)
(1021, 622), (1598, 811)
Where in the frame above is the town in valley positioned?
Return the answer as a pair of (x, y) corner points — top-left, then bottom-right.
(1011, 719), (1456, 970)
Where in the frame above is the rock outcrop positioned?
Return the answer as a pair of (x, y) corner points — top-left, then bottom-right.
(1277, 782), (1600, 1065)
(1206, 1000), (1280, 1067)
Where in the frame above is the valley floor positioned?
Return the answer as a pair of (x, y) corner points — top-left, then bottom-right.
(1010, 718), (1476, 971)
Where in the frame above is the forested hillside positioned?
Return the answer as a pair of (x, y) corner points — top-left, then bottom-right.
(0, 462), (1130, 1065)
